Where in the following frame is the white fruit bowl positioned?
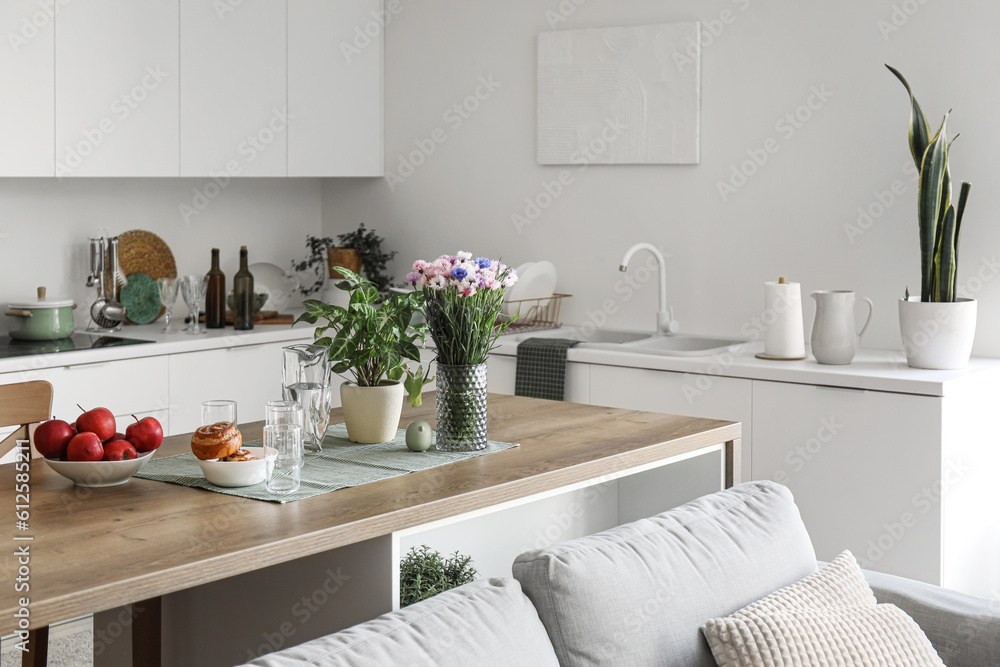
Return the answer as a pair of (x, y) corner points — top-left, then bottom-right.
(44, 451), (155, 487)
(196, 447), (276, 488)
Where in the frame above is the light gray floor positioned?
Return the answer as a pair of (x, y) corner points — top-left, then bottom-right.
(1, 627), (92, 667)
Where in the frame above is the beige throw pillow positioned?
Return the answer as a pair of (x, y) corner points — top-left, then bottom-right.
(702, 551), (945, 667)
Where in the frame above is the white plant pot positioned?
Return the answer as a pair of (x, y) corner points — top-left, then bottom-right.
(898, 297), (977, 370)
(340, 381), (405, 444)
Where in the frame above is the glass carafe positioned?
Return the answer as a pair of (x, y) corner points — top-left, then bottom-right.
(282, 344), (333, 453)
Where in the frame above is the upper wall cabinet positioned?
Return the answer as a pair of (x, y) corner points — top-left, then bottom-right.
(2, 0), (382, 177)
(55, 0), (180, 177)
(180, 0), (287, 177)
(0, 1), (55, 176)
(288, 0), (383, 177)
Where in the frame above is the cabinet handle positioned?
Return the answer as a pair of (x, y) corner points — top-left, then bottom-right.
(65, 362), (110, 370)
(226, 345), (262, 353)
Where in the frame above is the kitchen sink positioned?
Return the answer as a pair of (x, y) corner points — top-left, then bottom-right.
(612, 334), (746, 356)
(513, 328), (653, 344)
(513, 327), (745, 356)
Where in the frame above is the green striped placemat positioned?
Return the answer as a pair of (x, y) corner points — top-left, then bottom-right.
(133, 423), (519, 503)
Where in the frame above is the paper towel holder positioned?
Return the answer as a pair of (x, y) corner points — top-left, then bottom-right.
(755, 275), (808, 361)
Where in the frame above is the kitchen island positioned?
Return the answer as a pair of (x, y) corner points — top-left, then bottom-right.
(1, 395), (740, 666)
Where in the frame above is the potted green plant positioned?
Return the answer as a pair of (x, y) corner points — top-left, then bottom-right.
(887, 65), (975, 370)
(399, 545), (477, 607)
(295, 268), (433, 443)
(291, 224), (396, 297)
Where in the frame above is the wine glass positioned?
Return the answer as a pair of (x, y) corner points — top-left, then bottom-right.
(156, 277), (180, 334)
(180, 275), (209, 335)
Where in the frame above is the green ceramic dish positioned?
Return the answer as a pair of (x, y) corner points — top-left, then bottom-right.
(120, 273), (162, 325)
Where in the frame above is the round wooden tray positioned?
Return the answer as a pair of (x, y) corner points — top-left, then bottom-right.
(117, 230), (177, 324)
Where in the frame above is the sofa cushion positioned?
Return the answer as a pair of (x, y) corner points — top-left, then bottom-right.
(512, 481), (817, 666)
(703, 551), (945, 666)
(239, 578), (558, 667)
(704, 605), (945, 667)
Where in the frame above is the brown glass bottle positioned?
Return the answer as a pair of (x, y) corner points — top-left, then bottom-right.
(233, 246), (255, 330)
(205, 248), (225, 329)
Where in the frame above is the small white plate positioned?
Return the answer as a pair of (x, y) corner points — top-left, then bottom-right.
(44, 451), (154, 487)
(249, 263), (299, 312)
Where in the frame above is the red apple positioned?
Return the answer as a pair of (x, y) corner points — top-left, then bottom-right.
(126, 415), (163, 453)
(34, 419), (74, 460)
(105, 432), (126, 443)
(103, 439), (137, 461)
(76, 406), (116, 443)
(67, 432), (104, 461)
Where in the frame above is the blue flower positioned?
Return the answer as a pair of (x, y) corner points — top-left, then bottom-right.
(475, 257), (491, 269)
(451, 267), (468, 280)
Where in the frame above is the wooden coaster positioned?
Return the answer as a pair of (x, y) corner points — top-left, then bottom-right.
(755, 352), (808, 361)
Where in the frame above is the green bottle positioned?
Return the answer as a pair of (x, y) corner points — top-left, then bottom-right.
(233, 245), (254, 330)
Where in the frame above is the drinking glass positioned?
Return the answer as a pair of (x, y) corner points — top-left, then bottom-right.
(265, 424), (303, 495)
(265, 400), (304, 429)
(202, 400), (237, 427)
(181, 275), (209, 335)
(156, 277), (180, 334)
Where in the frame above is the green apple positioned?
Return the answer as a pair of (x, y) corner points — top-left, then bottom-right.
(405, 420), (433, 452)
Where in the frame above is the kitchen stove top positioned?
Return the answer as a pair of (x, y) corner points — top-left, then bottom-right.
(0, 333), (154, 359)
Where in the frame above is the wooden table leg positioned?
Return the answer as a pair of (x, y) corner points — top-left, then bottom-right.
(21, 626), (47, 667)
(132, 597), (161, 667)
(725, 438), (742, 488)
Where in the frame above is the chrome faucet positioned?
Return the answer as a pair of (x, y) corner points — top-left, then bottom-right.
(619, 242), (678, 335)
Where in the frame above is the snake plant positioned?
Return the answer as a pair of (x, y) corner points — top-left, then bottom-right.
(887, 65), (972, 303)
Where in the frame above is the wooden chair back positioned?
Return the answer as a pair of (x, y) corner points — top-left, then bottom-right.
(0, 380), (54, 460)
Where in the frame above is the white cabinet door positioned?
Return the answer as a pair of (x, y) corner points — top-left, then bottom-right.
(57, 357), (170, 427)
(55, 0), (179, 177)
(288, 0), (382, 176)
(168, 343), (287, 435)
(0, 1), (55, 176)
(589, 365), (752, 483)
(180, 0), (287, 177)
(752, 380), (942, 584)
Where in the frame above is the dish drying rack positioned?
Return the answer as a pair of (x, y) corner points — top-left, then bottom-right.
(500, 293), (571, 331)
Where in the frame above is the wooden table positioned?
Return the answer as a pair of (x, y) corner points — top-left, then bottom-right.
(1, 394), (740, 665)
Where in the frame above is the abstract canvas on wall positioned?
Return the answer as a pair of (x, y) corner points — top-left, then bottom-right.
(537, 22), (701, 165)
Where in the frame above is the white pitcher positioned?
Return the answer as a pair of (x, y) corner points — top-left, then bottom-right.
(810, 291), (874, 365)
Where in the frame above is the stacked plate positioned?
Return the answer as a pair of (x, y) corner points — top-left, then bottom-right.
(504, 261), (557, 319)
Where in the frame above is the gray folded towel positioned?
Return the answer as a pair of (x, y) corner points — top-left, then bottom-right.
(514, 337), (581, 401)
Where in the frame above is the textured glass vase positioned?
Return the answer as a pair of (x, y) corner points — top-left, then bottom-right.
(435, 363), (488, 451)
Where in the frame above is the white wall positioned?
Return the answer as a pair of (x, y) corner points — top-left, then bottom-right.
(0, 178), (321, 334)
(321, 0), (1000, 356)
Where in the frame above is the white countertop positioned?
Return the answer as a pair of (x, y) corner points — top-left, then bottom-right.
(0, 318), (316, 375)
(493, 326), (1000, 397)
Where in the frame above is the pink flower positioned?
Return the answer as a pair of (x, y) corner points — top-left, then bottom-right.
(412, 259), (429, 272)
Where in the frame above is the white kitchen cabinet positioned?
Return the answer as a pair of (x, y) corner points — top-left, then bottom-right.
(752, 381), (943, 585)
(288, 0), (383, 176)
(588, 365), (752, 483)
(168, 342), (287, 434)
(180, 0), (287, 177)
(486, 354), (590, 403)
(55, 0), (179, 177)
(0, 1), (55, 176)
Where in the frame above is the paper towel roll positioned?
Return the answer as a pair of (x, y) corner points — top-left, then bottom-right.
(764, 280), (805, 357)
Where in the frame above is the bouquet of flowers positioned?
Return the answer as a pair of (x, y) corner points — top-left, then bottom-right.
(407, 251), (518, 366)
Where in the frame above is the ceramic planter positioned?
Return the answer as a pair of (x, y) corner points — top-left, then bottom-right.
(340, 381), (405, 444)
(898, 297), (977, 370)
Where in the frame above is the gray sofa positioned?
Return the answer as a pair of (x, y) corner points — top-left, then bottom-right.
(242, 481), (1000, 666)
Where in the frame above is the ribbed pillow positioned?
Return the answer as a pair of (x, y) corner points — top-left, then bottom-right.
(702, 551), (945, 667)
